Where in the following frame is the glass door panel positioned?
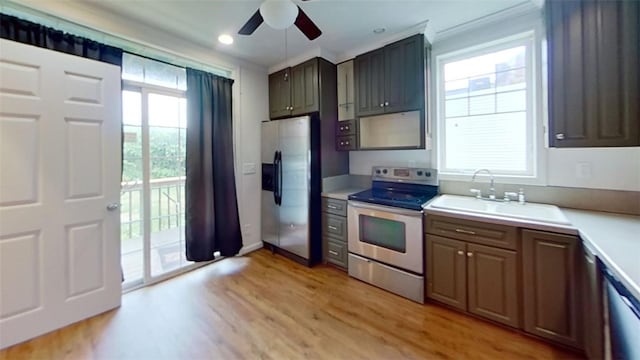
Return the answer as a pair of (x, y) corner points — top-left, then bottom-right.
(121, 90), (143, 287)
(147, 93), (191, 277)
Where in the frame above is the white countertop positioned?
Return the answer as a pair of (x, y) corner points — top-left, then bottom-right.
(321, 187), (367, 201)
(562, 209), (640, 301)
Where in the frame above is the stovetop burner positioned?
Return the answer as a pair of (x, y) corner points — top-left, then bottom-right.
(348, 167), (439, 211)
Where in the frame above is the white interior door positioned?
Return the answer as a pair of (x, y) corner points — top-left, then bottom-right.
(0, 39), (122, 349)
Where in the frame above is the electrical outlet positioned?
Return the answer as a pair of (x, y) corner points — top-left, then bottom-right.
(576, 162), (592, 179)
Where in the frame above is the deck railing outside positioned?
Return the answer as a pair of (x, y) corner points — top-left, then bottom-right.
(120, 176), (185, 242)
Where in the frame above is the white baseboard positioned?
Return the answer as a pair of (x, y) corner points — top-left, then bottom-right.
(239, 241), (263, 256)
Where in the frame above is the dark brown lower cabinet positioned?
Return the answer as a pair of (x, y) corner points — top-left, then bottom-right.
(522, 229), (582, 349)
(426, 235), (519, 327)
(467, 243), (519, 327)
(426, 235), (466, 311)
(582, 246), (604, 359)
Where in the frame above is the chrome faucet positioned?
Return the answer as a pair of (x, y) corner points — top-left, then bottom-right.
(471, 169), (496, 200)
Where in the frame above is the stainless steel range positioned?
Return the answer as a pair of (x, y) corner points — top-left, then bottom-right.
(347, 166), (438, 303)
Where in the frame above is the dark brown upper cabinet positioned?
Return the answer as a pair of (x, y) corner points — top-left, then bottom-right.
(268, 58), (319, 120)
(355, 34), (426, 117)
(269, 68), (291, 119)
(291, 59), (319, 116)
(547, 0), (639, 147)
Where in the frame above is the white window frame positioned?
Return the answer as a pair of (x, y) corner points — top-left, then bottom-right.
(435, 30), (546, 185)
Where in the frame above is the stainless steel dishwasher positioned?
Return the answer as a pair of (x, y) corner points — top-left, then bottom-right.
(602, 262), (640, 360)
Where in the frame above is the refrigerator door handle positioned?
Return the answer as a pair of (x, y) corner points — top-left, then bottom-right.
(273, 151), (279, 205)
(277, 151), (283, 205)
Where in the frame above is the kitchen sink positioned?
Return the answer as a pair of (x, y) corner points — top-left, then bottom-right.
(429, 194), (571, 225)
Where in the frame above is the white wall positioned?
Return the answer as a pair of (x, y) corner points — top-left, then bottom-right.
(235, 68), (269, 252)
(12, 0), (269, 253)
(547, 148), (640, 191)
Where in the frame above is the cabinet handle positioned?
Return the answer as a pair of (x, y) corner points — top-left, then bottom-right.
(327, 205), (338, 209)
(328, 225), (338, 230)
(384, 101), (389, 106)
(329, 250), (339, 256)
(467, 252), (473, 257)
(339, 141), (344, 146)
(379, 103), (384, 107)
(556, 133), (565, 140)
(457, 250), (464, 256)
(345, 141), (350, 145)
(340, 126), (345, 131)
(345, 126), (350, 131)
(455, 228), (476, 235)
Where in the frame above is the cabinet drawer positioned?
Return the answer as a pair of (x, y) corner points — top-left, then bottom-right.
(326, 238), (347, 268)
(336, 135), (357, 151)
(322, 197), (347, 216)
(322, 213), (347, 241)
(336, 119), (356, 136)
(426, 214), (518, 250)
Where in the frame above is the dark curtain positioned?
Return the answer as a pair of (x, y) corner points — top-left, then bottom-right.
(0, 13), (122, 66)
(185, 68), (242, 261)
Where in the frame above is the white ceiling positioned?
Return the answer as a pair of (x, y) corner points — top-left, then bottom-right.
(64, 0), (529, 68)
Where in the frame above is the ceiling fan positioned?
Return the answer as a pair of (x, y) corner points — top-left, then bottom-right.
(238, 0), (322, 40)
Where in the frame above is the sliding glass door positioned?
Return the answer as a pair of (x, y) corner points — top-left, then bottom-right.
(121, 87), (192, 289)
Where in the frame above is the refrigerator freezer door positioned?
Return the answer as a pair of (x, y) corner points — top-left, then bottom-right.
(261, 189), (279, 246)
(261, 121), (279, 163)
(278, 117), (311, 259)
(261, 121), (280, 245)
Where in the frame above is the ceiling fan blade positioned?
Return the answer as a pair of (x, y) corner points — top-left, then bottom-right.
(294, 6), (322, 40)
(238, 9), (263, 35)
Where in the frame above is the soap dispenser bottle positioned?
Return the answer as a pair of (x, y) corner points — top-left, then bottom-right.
(518, 188), (526, 204)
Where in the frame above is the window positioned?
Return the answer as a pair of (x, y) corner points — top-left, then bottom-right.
(437, 32), (538, 179)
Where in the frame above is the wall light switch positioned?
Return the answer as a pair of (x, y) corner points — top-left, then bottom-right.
(243, 163), (256, 175)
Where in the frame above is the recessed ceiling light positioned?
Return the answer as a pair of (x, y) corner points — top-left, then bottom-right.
(218, 34), (234, 45)
(373, 28), (386, 34)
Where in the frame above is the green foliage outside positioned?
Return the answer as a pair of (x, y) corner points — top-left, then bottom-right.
(120, 125), (186, 241)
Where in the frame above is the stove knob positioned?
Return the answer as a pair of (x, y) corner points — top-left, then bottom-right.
(375, 169), (381, 174)
(382, 169), (388, 174)
(425, 171), (431, 177)
(417, 170), (423, 176)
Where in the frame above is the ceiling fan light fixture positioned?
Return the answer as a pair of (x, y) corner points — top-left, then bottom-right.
(260, 0), (299, 30)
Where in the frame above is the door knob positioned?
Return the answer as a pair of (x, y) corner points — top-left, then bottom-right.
(106, 203), (120, 211)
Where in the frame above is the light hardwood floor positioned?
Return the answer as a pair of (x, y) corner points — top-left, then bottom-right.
(1, 249), (582, 359)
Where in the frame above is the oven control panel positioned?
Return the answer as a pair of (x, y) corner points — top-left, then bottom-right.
(371, 166), (438, 185)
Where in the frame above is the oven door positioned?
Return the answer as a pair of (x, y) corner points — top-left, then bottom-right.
(347, 201), (423, 274)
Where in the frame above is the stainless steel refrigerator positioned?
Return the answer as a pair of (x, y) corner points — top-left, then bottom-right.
(261, 116), (316, 262)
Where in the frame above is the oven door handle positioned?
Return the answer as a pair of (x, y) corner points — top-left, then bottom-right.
(348, 201), (424, 217)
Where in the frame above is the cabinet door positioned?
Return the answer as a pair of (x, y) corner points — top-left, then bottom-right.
(337, 60), (355, 121)
(269, 68), (291, 119)
(426, 235), (467, 311)
(522, 230), (582, 348)
(547, 0), (639, 147)
(384, 34), (425, 113)
(355, 48), (385, 117)
(583, 246), (604, 360)
(467, 243), (519, 327)
(291, 58), (318, 116)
